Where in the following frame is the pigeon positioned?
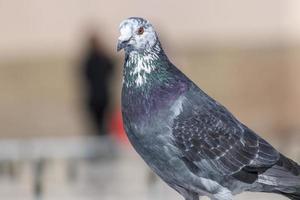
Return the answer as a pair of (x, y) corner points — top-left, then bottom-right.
(117, 17), (300, 200)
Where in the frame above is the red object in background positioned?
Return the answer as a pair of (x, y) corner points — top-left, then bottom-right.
(108, 109), (129, 144)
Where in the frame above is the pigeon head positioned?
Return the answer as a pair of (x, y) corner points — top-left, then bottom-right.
(117, 17), (158, 53)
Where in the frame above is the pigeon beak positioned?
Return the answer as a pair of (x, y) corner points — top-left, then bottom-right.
(117, 40), (128, 52)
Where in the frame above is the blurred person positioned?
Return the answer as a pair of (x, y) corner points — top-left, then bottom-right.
(81, 32), (115, 136)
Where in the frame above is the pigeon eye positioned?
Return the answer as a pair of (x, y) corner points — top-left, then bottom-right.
(137, 27), (144, 35)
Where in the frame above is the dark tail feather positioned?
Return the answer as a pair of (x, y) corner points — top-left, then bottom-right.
(276, 154), (300, 176)
(259, 154), (300, 199)
(278, 191), (300, 200)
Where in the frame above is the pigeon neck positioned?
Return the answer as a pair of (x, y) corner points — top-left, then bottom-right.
(123, 42), (169, 89)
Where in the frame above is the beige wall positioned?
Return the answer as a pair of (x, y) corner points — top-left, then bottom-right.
(0, 1), (300, 138)
(1, 46), (300, 138)
(1, 0), (300, 57)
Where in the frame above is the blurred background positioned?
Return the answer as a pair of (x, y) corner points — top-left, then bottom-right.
(0, 0), (300, 199)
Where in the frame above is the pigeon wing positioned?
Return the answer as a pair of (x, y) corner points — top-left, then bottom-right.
(171, 90), (279, 184)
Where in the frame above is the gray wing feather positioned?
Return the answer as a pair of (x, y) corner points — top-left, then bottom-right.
(172, 88), (280, 183)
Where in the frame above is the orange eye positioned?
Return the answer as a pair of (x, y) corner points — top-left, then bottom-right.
(137, 27), (144, 35)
